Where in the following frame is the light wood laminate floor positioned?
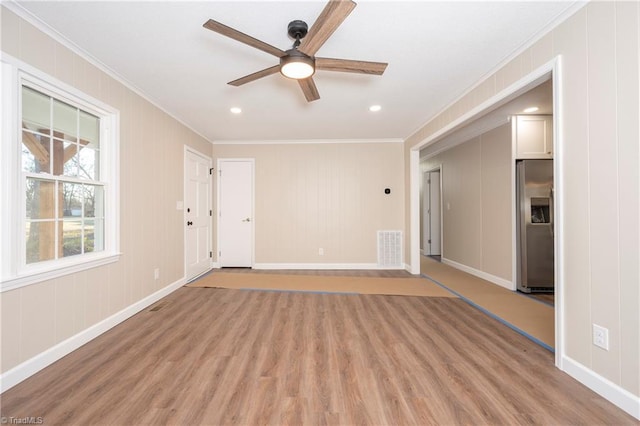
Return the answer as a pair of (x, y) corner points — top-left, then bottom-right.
(1, 286), (634, 425)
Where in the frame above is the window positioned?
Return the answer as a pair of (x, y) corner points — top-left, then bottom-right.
(22, 86), (105, 263)
(1, 59), (119, 291)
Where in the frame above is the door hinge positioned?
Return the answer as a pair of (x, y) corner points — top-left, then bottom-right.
(209, 168), (214, 175)
(218, 251), (221, 257)
(210, 210), (212, 216)
(219, 170), (222, 177)
(428, 239), (431, 244)
(210, 251), (213, 258)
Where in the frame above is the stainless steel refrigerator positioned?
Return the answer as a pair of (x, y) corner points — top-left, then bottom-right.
(516, 159), (554, 293)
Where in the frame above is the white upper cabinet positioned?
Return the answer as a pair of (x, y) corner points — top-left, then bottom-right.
(513, 115), (553, 159)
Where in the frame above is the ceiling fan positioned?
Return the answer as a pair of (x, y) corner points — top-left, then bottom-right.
(203, 0), (388, 102)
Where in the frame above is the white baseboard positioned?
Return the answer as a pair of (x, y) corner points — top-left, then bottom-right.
(562, 355), (640, 420)
(405, 263), (421, 274)
(0, 276), (186, 393)
(253, 263), (404, 270)
(441, 257), (514, 290)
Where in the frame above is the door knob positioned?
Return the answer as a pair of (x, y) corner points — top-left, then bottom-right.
(187, 221), (193, 226)
(242, 218), (251, 222)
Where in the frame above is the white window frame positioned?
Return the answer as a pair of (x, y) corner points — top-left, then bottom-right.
(1, 55), (120, 292)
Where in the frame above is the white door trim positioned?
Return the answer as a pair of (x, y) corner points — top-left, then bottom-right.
(216, 158), (255, 267)
(184, 146), (213, 281)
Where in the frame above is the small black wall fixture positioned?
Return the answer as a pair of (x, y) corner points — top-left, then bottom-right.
(384, 188), (391, 194)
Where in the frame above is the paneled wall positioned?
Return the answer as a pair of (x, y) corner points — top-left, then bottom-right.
(212, 142), (405, 266)
(406, 2), (639, 399)
(1, 7), (212, 374)
(421, 123), (512, 283)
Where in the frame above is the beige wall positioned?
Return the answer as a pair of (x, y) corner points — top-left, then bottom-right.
(406, 2), (639, 397)
(212, 142), (405, 265)
(1, 7), (212, 373)
(421, 123), (512, 282)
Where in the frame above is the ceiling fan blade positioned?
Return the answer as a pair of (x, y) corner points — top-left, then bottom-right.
(203, 19), (285, 58)
(298, 78), (320, 102)
(228, 65), (281, 86)
(316, 57), (388, 75)
(298, 0), (356, 57)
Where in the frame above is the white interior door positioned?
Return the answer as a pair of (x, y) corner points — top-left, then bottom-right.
(422, 171), (430, 253)
(185, 149), (212, 280)
(429, 170), (441, 256)
(218, 159), (254, 267)
(423, 170), (442, 256)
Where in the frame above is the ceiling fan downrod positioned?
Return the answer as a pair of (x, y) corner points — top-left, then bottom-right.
(287, 20), (308, 49)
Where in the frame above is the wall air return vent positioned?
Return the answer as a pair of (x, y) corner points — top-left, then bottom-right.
(377, 230), (403, 268)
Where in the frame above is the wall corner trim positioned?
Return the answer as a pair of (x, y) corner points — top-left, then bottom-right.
(562, 356), (640, 420)
(0, 277), (186, 393)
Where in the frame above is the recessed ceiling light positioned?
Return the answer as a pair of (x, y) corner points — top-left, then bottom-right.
(523, 106), (539, 113)
(230, 107), (242, 114)
(369, 105), (382, 112)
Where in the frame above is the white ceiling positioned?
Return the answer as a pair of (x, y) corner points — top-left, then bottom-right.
(13, 1), (577, 143)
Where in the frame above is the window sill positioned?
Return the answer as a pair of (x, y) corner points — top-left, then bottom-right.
(1, 253), (121, 292)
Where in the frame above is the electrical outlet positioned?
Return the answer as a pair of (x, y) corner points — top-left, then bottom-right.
(154, 268), (160, 280)
(318, 248), (324, 256)
(593, 324), (609, 350)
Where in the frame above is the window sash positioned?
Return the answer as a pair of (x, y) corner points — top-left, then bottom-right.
(23, 176), (107, 265)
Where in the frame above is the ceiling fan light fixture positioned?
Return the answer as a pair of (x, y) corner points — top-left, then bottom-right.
(280, 50), (315, 80)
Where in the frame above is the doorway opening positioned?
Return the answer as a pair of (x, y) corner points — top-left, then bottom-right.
(421, 168), (442, 262)
(411, 59), (562, 364)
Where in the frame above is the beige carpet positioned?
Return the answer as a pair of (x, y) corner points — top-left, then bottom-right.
(187, 272), (457, 298)
(421, 256), (555, 348)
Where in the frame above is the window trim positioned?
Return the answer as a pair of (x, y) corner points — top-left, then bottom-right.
(1, 54), (120, 292)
